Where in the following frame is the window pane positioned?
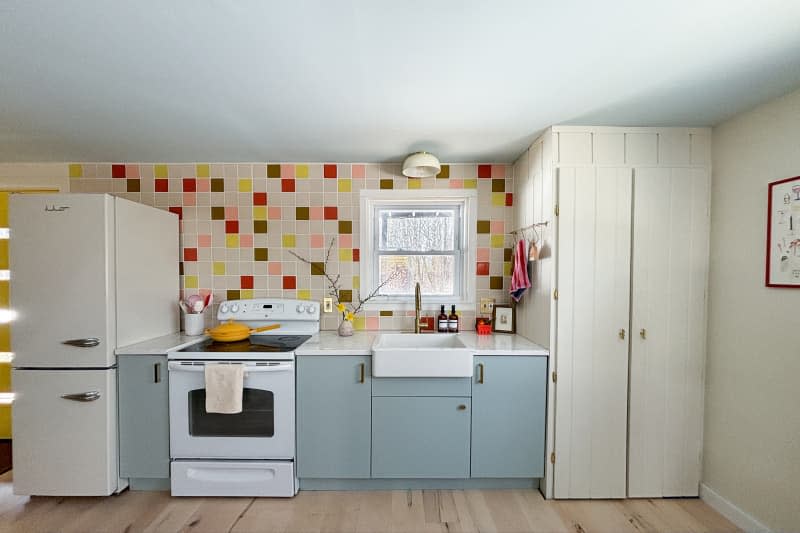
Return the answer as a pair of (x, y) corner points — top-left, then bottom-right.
(379, 208), (456, 251)
(379, 255), (455, 296)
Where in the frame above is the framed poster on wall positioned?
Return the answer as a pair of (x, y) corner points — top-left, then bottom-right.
(766, 175), (800, 287)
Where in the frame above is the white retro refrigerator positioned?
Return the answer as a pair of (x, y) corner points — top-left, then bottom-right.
(10, 194), (178, 495)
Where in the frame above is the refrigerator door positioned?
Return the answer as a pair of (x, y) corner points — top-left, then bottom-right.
(10, 194), (115, 368)
(12, 368), (119, 495)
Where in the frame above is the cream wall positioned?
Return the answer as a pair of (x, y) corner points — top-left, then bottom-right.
(706, 88), (800, 532)
(0, 164), (69, 191)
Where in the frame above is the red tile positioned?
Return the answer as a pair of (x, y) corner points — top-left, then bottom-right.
(155, 179), (169, 192)
(282, 276), (296, 290)
(183, 178), (196, 192)
(281, 178), (295, 192)
(240, 275), (254, 290)
(477, 262), (490, 276)
(225, 220), (239, 234)
(505, 193), (514, 206)
(169, 206), (183, 220)
(112, 164), (125, 178)
(352, 248), (360, 262)
(183, 248), (197, 261)
(253, 192), (267, 205)
(324, 206), (338, 220)
(478, 164), (492, 179)
(323, 164), (337, 179)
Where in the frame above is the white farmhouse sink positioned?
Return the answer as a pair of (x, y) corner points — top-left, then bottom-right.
(371, 333), (473, 378)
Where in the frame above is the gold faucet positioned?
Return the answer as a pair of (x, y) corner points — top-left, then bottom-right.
(414, 282), (423, 333)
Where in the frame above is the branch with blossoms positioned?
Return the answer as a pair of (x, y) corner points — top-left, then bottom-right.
(288, 238), (399, 322)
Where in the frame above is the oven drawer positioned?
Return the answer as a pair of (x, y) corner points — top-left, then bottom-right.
(170, 460), (296, 497)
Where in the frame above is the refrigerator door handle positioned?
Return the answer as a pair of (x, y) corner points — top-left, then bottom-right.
(61, 391), (101, 402)
(62, 337), (101, 348)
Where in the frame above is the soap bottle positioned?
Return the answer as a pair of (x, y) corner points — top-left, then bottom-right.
(438, 305), (449, 333)
(448, 305), (459, 333)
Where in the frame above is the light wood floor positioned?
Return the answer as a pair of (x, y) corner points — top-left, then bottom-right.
(0, 472), (739, 533)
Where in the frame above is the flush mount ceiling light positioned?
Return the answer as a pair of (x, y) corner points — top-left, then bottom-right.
(402, 151), (441, 178)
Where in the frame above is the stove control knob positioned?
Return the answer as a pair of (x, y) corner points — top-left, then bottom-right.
(220, 304), (229, 314)
(306, 305), (316, 314)
(230, 304), (239, 313)
(296, 304), (305, 313)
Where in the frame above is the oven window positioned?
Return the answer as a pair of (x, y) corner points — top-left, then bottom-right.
(188, 388), (275, 437)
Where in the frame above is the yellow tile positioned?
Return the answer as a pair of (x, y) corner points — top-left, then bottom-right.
(339, 248), (352, 261)
(464, 179), (478, 189)
(295, 164), (308, 178)
(0, 282), (7, 307)
(213, 262), (226, 275)
(297, 289), (311, 300)
(68, 164), (82, 178)
(240, 289), (254, 299)
(504, 262), (512, 276)
(0, 405), (10, 438)
(352, 276), (360, 289)
(252, 206), (267, 220)
(492, 192), (505, 206)
(282, 234), (296, 248)
(0, 362), (9, 391)
(353, 316), (366, 331)
(238, 179), (252, 193)
(0, 241), (7, 269)
(154, 164), (168, 179)
(338, 179), (352, 192)
(407, 178), (422, 189)
(226, 234), (239, 248)
(196, 164), (210, 178)
(0, 324), (8, 352)
(491, 234), (505, 248)
(184, 275), (198, 289)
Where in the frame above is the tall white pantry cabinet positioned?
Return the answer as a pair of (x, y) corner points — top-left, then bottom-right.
(513, 127), (711, 499)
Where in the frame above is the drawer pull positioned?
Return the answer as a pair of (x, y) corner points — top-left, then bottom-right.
(359, 363), (365, 384)
(477, 363), (485, 384)
(457, 404), (467, 411)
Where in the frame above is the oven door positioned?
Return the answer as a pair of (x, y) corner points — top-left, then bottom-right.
(168, 360), (295, 459)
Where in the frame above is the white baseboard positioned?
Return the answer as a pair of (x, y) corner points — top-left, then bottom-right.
(700, 483), (772, 533)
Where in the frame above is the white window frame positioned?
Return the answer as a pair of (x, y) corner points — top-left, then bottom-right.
(360, 189), (477, 311)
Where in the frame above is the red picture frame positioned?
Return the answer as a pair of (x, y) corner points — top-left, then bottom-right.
(766, 175), (800, 287)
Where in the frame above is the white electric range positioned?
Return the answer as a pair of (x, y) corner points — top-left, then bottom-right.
(168, 298), (319, 497)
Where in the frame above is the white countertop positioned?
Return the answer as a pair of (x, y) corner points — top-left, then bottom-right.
(295, 331), (549, 356)
(115, 333), (207, 355)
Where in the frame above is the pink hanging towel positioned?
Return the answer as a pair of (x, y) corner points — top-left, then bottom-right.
(509, 239), (531, 302)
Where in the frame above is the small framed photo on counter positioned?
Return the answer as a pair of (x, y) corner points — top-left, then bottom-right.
(491, 304), (515, 334)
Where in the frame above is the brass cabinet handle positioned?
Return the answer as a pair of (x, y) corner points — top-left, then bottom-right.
(618, 329), (626, 340)
(154, 362), (161, 383)
(640, 328), (647, 340)
(457, 404), (467, 411)
(359, 363), (365, 384)
(477, 363), (485, 384)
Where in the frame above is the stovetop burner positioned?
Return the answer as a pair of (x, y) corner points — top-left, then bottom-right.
(179, 335), (312, 354)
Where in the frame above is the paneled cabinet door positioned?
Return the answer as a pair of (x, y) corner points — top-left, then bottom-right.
(118, 355), (169, 479)
(296, 356), (372, 478)
(628, 167), (709, 497)
(471, 356), (547, 478)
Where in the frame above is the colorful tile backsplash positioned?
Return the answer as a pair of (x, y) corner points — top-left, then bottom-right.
(70, 162), (514, 331)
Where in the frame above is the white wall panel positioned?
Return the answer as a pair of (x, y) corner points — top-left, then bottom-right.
(558, 133), (592, 165)
(690, 133), (712, 165)
(593, 133), (625, 165)
(625, 133), (658, 165)
(658, 131), (691, 165)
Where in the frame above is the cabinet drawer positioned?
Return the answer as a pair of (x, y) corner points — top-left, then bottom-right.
(372, 377), (471, 397)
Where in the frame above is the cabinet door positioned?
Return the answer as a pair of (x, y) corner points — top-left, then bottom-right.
(372, 397), (470, 478)
(628, 167), (709, 497)
(471, 356), (547, 478)
(296, 356), (371, 478)
(554, 166), (631, 498)
(118, 355), (169, 478)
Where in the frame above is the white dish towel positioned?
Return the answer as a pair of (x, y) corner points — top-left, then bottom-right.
(204, 363), (244, 414)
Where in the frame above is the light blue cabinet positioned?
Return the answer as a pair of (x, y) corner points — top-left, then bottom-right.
(372, 396), (471, 478)
(118, 355), (170, 480)
(296, 356), (372, 478)
(471, 356), (547, 477)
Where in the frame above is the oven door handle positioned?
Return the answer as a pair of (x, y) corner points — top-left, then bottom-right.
(167, 362), (293, 373)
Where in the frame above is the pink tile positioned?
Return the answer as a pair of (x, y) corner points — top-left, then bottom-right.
(199, 288), (212, 297)
(198, 234), (212, 247)
(125, 164), (140, 178)
(449, 179), (464, 189)
(182, 192), (196, 206)
(225, 206), (239, 219)
(491, 220), (504, 234)
(310, 206), (324, 220)
(477, 247), (490, 262)
(268, 262), (282, 275)
(352, 164), (365, 179)
(268, 206), (282, 219)
(492, 164), (506, 178)
(197, 178), (211, 192)
(367, 316), (379, 330)
(239, 234), (254, 247)
(310, 234), (325, 248)
(280, 164), (295, 179)
(339, 234), (352, 247)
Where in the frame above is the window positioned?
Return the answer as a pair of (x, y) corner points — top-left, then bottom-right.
(360, 189), (477, 308)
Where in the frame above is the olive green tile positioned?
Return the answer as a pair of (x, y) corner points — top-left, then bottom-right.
(338, 220), (352, 234)
(210, 178), (224, 192)
(379, 310), (393, 317)
(489, 276), (504, 290)
(311, 262), (326, 276)
(477, 220), (491, 234)
(436, 164), (450, 179)
(339, 289), (353, 303)
(267, 164), (281, 178)
(179, 262), (184, 276)
(296, 207), (309, 220)
(227, 289), (241, 300)
(254, 248), (269, 262)
(127, 179), (140, 192)
(492, 179), (505, 192)
(211, 206), (225, 220)
(504, 247), (513, 261)
(253, 220), (268, 233)
(379, 179), (394, 189)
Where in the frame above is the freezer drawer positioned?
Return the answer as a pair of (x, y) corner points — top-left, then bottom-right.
(12, 369), (120, 496)
(170, 460), (296, 497)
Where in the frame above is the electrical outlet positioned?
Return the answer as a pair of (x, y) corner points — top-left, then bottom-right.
(480, 298), (495, 314)
(323, 297), (333, 313)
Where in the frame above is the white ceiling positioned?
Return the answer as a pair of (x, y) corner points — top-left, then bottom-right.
(2, 1), (800, 163)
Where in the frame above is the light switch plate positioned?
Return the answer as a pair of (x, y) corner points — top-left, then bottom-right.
(480, 298), (495, 314)
(323, 297), (333, 313)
